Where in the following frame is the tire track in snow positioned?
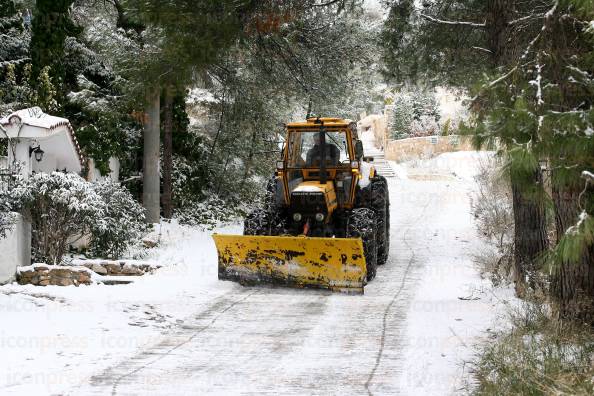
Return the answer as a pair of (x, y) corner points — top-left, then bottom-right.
(365, 197), (433, 396)
(108, 290), (258, 396)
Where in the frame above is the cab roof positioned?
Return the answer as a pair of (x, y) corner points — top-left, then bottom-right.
(286, 117), (354, 129)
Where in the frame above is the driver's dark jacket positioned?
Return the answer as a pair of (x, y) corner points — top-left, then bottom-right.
(305, 144), (340, 167)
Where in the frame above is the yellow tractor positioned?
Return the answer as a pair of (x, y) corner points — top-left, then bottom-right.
(213, 117), (390, 293)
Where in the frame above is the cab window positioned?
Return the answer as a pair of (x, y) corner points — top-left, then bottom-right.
(287, 130), (349, 168)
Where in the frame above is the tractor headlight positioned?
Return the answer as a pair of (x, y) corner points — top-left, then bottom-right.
(315, 213), (325, 222)
(293, 213), (302, 222)
(351, 160), (359, 168)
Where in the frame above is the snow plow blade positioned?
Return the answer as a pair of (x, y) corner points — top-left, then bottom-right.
(213, 234), (367, 294)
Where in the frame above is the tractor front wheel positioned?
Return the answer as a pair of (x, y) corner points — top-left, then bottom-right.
(244, 208), (287, 236)
(347, 208), (378, 282)
(244, 208), (270, 235)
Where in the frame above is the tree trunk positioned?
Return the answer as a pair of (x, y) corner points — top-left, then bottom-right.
(143, 87), (161, 224)
(510, 168), (549, 297)
(485, 0), (516, 67)
(485, 0), (549, 297)
(551, 179), (594, 323)
(162, 87), (174, 219)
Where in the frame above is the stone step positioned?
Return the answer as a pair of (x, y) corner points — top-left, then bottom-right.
(362, 137), (394, 177)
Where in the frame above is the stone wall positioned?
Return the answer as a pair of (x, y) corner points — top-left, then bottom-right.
(17, 264), (92, 287)
(385, 135), (474, 162)
(15, 260), (162, 287)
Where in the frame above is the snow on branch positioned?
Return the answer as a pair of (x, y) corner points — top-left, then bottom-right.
(312, 0), (343, 7)
(529, 63), (545, 107)
(420, 13), (486, 28)
(507, 14), (544, 25)
(472, 46), (493, 54)
(582, 171), (594, 183)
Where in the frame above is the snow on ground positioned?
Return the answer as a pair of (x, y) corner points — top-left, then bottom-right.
(392, 151), (517, 394)
(0, 222), (242, 395)
(0, 149), (516, 396)
(392, 151), (495, 182)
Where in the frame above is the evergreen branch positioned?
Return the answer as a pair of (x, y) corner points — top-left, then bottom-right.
(520, 1), (558, 61)
(520, 31), (542, 61)
(470, 65), (519, 105)
(419, 13), (486, 28)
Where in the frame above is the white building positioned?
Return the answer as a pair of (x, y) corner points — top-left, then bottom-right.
(0, 107), (84, 178)
(0, 108), (102, 283)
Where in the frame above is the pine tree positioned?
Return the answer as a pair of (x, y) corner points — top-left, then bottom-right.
(29, 0), (80, 110)
(0, 0), (32, 114)
(536, 0), (594, 323)
(382, 0), (551, 295)
(398, 0), (594, 320)
(468, 0), (593, 319)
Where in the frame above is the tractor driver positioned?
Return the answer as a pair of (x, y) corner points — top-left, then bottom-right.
(306, 131), (340, 167)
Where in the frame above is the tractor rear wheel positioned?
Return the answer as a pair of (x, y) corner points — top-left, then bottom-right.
(347, 208), (377, 282)
(371, 176), (390, 265)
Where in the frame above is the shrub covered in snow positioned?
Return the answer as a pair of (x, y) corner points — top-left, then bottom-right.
(4, 172), (106, 264)
(174, 195), (236, 229)
(88, 181), (146, 259)
(0, 172), (145, 264)
(0, 210), (18, 239)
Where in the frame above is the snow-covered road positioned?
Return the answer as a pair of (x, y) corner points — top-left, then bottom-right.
(1, 151), (515, 395)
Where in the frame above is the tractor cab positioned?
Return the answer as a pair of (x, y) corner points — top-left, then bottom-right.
(278, 118), (364, 213)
